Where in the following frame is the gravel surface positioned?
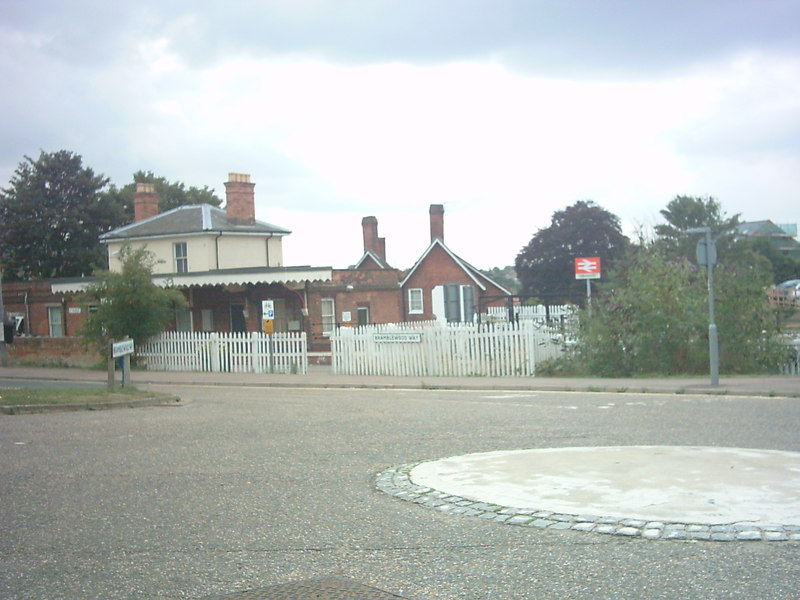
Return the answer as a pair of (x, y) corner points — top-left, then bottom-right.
(1, 385), (799, 599)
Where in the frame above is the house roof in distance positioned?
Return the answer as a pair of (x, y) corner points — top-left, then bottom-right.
(100, 204), (291, 242)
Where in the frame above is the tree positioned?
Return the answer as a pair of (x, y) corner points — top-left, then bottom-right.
(480, 266), (519, 294)
(578, 242), (786, 376)
(79, 244), (185, 352)
(105, 171), (222, 221)
(579, 249), (707, 376)
(0, 150), (125, 280)
(515, 201), (629, 305)
(654, 195), (740, 259)
(742, 238), (800, 285)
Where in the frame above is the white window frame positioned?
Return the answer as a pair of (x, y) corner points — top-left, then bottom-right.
(321, 298), (335, 337)
(174, 242), (188, 274)
(408, 288), (424, 314)
(47, 305), (64, 337)
(443, 284), (475, 323)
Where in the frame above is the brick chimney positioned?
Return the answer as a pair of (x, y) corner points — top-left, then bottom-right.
(361, 216), (386, 263)
(430, 204), (444, 243)
(134, 183), (159, 222)
(224, 173), (255, 224)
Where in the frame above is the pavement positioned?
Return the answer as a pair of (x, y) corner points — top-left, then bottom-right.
(1, 363), (799, 397)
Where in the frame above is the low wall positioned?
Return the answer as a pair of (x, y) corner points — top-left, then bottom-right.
(5, 337), (102, 368)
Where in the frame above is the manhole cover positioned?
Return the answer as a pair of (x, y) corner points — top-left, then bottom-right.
(199, 576), (410, 599)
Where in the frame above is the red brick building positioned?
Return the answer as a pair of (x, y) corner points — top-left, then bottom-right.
(2, 184), (512, 360)
(399, 204), (511, 323)
(304, 204), (512, 352)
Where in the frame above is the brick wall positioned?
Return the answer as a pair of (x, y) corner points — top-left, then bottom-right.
(6, 337), (102, 367)
(305, 268), (404, 351)
(2, 280), (89, 337)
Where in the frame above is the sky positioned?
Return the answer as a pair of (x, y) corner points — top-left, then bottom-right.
(1, 1), (798, 270)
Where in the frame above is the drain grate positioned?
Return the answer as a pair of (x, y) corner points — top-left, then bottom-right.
(199, 576), (410, 599)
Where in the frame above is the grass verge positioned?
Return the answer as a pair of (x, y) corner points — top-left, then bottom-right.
(0, 387), (179, 413)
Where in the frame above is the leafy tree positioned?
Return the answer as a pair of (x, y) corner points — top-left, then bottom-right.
(654, 195), (740, 259)
(515, 201), (629, 305)
(480, 266), (519, 294)
(105, 171), (222, 221)
(742, 238), (800, 284)
(578, 244), (785, 376)
(79, 244), (185, 352)
(0, 150), (125, 280)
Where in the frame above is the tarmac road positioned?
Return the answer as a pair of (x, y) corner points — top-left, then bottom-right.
(1, 383), (799, 600)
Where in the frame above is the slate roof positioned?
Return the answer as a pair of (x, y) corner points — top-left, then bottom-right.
(736, 220), (786, 237)
(400, 238), (512, 295)
(100, 204), (291, 241)
(353, 250), (391, 270)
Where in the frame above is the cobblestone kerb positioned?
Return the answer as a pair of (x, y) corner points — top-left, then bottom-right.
(376, 462), (800, 542)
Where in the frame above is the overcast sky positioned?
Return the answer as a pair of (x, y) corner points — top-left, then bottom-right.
(1, 1), (798, 270)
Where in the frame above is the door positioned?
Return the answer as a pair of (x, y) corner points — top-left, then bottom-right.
(230, 303), (246, 332)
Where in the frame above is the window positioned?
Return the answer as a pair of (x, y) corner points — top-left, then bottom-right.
(357, 306), (370, 326)
(321, 298), (335, 336)
(408, 288), (424, 314)
(47, 306), (64, 337)
(201, 309), (214, 332)
(174, 242), (188, 274)
(230, 303), (246, 332)
(444, 284), (475, 323)
(176, 307), (193, 332)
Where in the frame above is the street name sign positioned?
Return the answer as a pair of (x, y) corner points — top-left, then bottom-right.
(374, 333), (422, 343)
(111, 339), (134, 358)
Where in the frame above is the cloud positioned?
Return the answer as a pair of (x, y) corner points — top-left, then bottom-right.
(1, 0), (798, 270)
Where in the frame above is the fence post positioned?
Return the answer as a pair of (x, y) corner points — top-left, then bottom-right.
(250, 331), (259, 373)
(210, 333), (220, 372)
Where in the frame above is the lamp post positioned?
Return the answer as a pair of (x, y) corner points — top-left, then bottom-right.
(687, 227), (719, 386)
(0, 263), (7, 366)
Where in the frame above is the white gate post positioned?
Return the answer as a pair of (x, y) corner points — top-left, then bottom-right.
(210, 333), (220, 373)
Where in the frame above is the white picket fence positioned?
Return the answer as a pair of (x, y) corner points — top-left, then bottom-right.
(332, 320), (566, 377)
(137, 331), (308, 374)
(484, 303), (578, 326)
(781, 339), (800, 375)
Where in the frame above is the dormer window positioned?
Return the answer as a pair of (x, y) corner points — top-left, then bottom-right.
(174, 242), (188, 274)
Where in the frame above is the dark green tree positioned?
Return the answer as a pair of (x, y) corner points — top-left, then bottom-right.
(515, 201), (629, 305)
(0, 150), (125, 280)
(79, 244), (185, 352)
(105, 171), (222, 221)
(742, 238), (800, 284)
(654, 195), (740, 259)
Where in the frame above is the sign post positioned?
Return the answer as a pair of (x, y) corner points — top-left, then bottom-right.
(261, 300), (275, 372)
(574, 257), (601, 310)
(109, 338), (135, 390)
(0, 263), (7, 367)
(689, 227), (719, 386)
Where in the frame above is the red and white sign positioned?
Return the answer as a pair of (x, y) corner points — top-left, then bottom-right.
(574, 257), (601, 279)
